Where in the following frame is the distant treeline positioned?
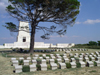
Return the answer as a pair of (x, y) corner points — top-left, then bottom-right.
(73, 41), (100, 49)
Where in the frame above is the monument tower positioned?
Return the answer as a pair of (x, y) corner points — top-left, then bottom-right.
(17, 21), (30, 43)
(0, 21), (75, 48)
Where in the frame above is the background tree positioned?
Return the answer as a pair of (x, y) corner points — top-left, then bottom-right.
(88, 41), (97, 46)
(97, 41), (100, 46)
(4, 0), (80, 54)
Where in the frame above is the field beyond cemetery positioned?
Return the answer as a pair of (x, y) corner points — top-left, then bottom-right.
(0, 49), (100, 75)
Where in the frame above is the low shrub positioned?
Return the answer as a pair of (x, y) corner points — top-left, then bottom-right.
(75, 58), (79, 63)
(19, 60), (24, 65)
(70, 56), (74, 59)
(60, 54), (63, 57)
(66, 63), (71, 68)
(46, 55), (50, 57)
(94, 62), (97, 66)
(2, 52), (7, 57)
(55, 59), (58, 63)
(47, 65), (51, 70)
(43, 57), (46, 59)
(39, 55), (42, 57)
(36, 59), (41, 64)
(36, 64), (41, 71)
(89, 57), (92, 61)
(46, 61), (49, 64)
(76, 62), (81, 68)
(22, 66), (30, 72)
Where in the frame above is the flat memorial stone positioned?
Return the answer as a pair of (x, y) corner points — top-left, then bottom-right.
(19, 57), (24, 60)
(24, 60), (29, 65)
(30, 64), (36, 72)
(12, 60), (18, 66)
(64, 58), (69, 63)
(95, 61), (100, 66)
(46, 57), (49, 61)
(87, 61), (94, 67)
(57, 59), (62, 63)
(70, 62), (76, 68)
(59, 63), (66, 69)
(35, 54), (39, 57)
(39, 57), (43, 59)
(71, 58), (76, 62)
(41, 59), (46, 64)
(40, 64), (47, 71)
(15, 65), (22, 73)
(33, 57), (38, 60)
(80, 61), (86, 67)
(32, 60), (37, 65)
(11, 58), (16, 62)
(50, 63), (57, 70)
(27, 57), (31, 60)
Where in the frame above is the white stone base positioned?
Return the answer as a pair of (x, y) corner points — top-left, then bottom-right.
(80, 61), (86, 67)
(30, 65), (36, 72)
(95, 61), (100, 66)
(59, 63), (66, 69)
(70, 62), (76, 68)
(40, 64), (47, 71)
(87, 61), (94, 67)
(24, 60), (29, 65)
(50, 63), (57, 70)
(15, 65), (22, 73)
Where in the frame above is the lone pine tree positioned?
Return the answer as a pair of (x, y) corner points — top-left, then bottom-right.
(4, 0), (80, 54)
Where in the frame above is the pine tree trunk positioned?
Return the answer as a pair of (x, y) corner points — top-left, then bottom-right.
(29, 22), (36, 55)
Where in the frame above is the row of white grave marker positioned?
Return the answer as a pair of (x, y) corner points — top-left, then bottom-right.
(54, 48), (88, 52)
(11, 51), (100, 73)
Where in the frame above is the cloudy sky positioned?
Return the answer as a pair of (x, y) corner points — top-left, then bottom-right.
(0, 0), (100, 45)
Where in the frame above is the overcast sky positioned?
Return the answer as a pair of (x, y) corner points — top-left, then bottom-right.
(0, 0), (100, 45)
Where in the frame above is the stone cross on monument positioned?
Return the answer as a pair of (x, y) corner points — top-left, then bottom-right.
(17, 21), (30, 43)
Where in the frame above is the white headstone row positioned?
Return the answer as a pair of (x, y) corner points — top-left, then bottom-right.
(54, 48), (88, 52)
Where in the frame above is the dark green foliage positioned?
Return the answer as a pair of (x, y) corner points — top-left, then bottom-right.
(36, 59), (41, 64)
(98, 41), (100, 46)
(76, 62), (81, 68)
(39, 55), (42, 57)
(70, 56), (74, 59)
(55, 59), (58, 63)
(43, 57), (46, 59)
(94, 62), (97, 66)
(89, 57), (92, 61)
(22, 66), (30, 72)
(46, 61), (49, 64)
(3, 22), (17, 32)
(75, 58), (79, 63)
(66, 63), (71, 68)
(73, 40), (100, 49)
(60, 54), (63, 57)
(5, 0), (80, 53)
(47, 65), (51, 70)
(1, 52), (13, 58)
(46, 55), (50, 57)
(88, 41), (97, 46)
(19, 60), (24, 65)
(36, 64), (41, 71)
(89, 70), (97, 73)
(1, 52), (7, 57)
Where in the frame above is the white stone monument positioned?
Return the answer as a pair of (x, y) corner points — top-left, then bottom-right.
(0, 21), (75, 48)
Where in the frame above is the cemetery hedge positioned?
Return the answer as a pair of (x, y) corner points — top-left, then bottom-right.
(73, 41), (100, 49)
(73, 46), (100, 49)
(22, 66), (30, 72)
